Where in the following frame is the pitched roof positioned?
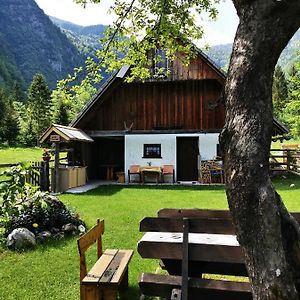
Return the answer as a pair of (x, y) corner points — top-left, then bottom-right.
(39, 124), (94, 143)
(70, 65), (130, 127)
(69, 49), (289, 136)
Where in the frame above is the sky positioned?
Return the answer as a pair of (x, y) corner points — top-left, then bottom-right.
(34, 0), (239, 46)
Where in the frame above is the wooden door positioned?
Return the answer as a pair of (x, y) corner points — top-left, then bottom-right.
(176, 137), (199, 181)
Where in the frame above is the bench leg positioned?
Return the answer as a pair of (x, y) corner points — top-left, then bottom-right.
(120, 268), (129, 292)
(103, 288), (117, 300)
(84, 285), (102, 300)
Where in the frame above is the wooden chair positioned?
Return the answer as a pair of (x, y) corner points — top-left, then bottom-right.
(128, 165), (141, 183)
(77, 219), (133, 300)
(162, 165), (175, 183)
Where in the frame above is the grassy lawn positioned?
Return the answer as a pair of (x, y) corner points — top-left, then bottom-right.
(0, 147), (42, 164)
(0, 175), (299, 300)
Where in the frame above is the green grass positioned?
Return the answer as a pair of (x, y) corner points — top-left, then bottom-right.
(0, 177), (300, 300)
(0, 147), (43, 182)
(0, 147), (42, 164)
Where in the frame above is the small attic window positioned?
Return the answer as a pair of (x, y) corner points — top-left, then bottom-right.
(153, 49), (169, 76)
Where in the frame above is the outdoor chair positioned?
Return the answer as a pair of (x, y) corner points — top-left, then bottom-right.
(162, 165), (175, 183)
(128, 165), (141, 183)
(208, 161), (224, 184)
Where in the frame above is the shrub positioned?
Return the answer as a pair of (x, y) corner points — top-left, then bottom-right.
(0, 163), (84, 245)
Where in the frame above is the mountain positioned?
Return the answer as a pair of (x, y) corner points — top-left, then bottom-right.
(50, 16), (106, 37)
(204, 30), (300, 72)
(0, 0), (85, 90)
(50, 17), (106, 56)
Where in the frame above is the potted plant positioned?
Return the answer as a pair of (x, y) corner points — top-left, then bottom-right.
(42, 149), (51, 162)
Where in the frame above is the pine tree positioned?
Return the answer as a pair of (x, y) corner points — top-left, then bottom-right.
(27, 73), (52, 143)
(272, 65), (288, 119)
(0, 88), (6, 142)
(2, 96), (20, 145)
(11, 81), (25, 103)
(284, 62), (300, 137)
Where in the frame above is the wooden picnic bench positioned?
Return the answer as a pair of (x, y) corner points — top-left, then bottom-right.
(138, 208), (251, 300)
(138, 208), (300, 299)
(77, 219), (133, 300)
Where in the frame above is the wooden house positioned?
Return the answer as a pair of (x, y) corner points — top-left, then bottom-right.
(68, 48), (288, 183)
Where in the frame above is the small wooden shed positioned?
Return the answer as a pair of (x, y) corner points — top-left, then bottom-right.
(39, 124), (94, 192)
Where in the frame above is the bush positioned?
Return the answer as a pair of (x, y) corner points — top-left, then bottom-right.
(0, 163), (84, 245)
(6, 192), (84, 235)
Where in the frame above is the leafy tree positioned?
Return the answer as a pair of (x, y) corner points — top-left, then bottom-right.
(52, 79), (96, 125)
(72, 0), (300, 297)
(272, 65), (288, 119)
(27, 74), (52, 143)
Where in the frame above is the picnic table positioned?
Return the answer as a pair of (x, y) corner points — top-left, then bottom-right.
(140, 166), (161, 183)
(137, 209), (252, 299)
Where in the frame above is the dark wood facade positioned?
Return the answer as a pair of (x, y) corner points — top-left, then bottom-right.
(75, 52), (225, 132)
(79, 80), (223, 131)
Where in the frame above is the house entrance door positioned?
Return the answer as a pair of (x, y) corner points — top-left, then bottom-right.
(176, 137), (199, 181)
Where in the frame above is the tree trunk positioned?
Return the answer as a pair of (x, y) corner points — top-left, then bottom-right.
(220, 1), (300, 299)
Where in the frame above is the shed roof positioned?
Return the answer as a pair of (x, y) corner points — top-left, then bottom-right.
(39, 124), (94, 144)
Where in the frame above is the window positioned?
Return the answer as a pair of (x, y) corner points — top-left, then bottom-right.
(143, 144), (162, 158)
(153, 49), (169, 76)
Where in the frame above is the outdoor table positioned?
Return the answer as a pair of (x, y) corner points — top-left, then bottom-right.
(138, 232), (246, 276)
(100, 164), (118, 180)
(140, 166), (162, 183)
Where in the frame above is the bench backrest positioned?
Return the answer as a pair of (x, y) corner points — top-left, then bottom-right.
(162, 165), (174, 175)
(157, 208), (300, 226)
(140, 209), (235, 235)
(158, 208), (232, 219)
(77, 219), (104, 282)
(129, 165), (140, 173)
(140, 216), (236, 235)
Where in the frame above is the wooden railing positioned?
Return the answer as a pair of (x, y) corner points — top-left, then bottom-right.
(270, 148), (300, 175)
(0, 161), (50, 191)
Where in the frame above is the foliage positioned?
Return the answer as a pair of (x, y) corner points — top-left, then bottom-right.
(272, 65), (288, 119)
(0, 162), (37, 215)
(284, 61), (300, 137)
(52, 79), (96, 125)
(62, 0), (220, 89)
(0, 163), (83, 243)
(26, 74), (52, 144)
(0, 88), (20, 145)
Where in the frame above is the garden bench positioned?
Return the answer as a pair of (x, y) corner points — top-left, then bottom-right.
(138, 208), (300, 299)
(138, 209), (252, 299)
(77, 219), (133, 300)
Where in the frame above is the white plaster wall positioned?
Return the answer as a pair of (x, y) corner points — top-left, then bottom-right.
(125, 134), (176, 182)
(199, 133), (220, 161)
(124, 133), (220, 182)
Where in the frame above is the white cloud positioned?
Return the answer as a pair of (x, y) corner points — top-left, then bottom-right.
(35, 0), (115, 26)
(34, 0), (238, 45)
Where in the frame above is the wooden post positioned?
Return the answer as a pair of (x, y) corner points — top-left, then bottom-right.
(54, 142), (60, 193)
(181, 218), (189, 300)
(286, 150), (291, 171)
(40, 161), (50, 191)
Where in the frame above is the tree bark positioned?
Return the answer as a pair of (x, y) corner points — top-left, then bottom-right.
(220, 0), (300, 299)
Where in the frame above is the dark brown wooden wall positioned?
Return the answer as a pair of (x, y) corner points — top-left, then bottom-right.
(168, 52), (224, 81)
(80, 79), (224, 131)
